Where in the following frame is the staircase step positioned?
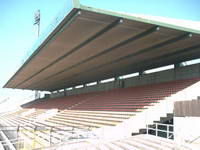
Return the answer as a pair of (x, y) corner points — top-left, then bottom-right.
(167, 113), (174, 118)
(153, 121), (161, 124)
(139, 128), (147, 134)
(148, 124), (156, 128)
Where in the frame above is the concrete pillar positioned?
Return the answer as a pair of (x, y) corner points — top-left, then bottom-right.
(115, 76), (120, 81)
(174, 63), (181, 68)
(174, 62), (185, 68)
(64, 89), (66, 96)
(139, 71), (145, 76)
(119, 79), (125, 88)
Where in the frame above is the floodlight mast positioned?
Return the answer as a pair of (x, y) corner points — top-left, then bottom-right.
(34, 9), (40, 37)
(34, 9), (41, 99)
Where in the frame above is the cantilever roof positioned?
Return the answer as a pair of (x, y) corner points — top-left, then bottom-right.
(4, 0), (200, 91)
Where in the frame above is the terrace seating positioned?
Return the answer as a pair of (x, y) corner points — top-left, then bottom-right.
(43, 78), (200, 130)
(69, 78), (199, 112)
(22, 78), (200, 112)
(54, 134), (195, 150)
(24, 92), (98, 110)
(0, 112), (67, 148)
(46, 110), (136, 129)
(0, 78), (199, 149)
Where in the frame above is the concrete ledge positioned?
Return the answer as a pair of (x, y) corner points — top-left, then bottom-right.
(50, 63), (200, 98)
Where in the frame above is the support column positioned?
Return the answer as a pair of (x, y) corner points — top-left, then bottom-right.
(139, 71), (145, 76)
(64, 89), (66, 96)
(115, 76), (120, 81)
(174, 62), (186, 68)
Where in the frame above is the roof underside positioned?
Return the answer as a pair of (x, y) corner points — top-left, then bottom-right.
(4, 3), (200, 91)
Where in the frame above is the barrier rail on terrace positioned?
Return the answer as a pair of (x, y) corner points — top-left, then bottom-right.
(0, 138), (24, 150)
(146, 122), (174, 139)
(0, 125), (97, 150)
(146, 122), (200, 148)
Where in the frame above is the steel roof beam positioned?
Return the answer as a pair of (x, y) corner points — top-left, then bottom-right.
(43, 32), (191, 90)
(15, 17), (122, 89)
(30, 25), (159, 89)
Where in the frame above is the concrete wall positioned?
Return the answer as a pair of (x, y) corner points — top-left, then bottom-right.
(174, 100), (200, 117)
(125, 63), (200, 88)
(50, 91), (65, 98)
(64, 80), (121, 96)
(50, 63), (200, 98)
(174, 117), (200, 145)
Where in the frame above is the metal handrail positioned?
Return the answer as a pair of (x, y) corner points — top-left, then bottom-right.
(146, 122), (174, 139)
(149, 122), (174, 127)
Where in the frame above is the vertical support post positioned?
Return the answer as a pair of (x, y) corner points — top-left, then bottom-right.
(167, 125), (169, 139)
(33, 126), (37, 149)
(37, 19), (40, 37)
(115, 76), (119, 81)
(49, 127), (52, 146)
(139, 70), (145, 76)
(64, 89), (66, 96)
(17, 125), (20, 149)
(156, 123), (158, 136)
(146, 124), (149, 135)
(34, 9), (40, 99)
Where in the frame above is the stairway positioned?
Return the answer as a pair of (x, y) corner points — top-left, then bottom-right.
(133, 113), (174, 139)
(154, 113), (174, 124)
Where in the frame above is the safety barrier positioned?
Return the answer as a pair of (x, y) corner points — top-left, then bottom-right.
(146, 122), (174, 139)
(0, 125), (95, 150)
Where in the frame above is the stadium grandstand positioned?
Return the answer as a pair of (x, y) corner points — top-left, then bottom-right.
(1, 0), (200, 149)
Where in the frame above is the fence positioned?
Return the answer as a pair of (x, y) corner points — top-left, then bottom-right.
(0, 138), (25, 150)
(0, 125), (96, 150)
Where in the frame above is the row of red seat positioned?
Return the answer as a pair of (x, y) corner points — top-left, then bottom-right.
(23, 78), (200, 112)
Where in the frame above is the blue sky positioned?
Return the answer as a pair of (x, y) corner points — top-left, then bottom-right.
(81, 0), (200, 21)
(0, 0), (199, 102)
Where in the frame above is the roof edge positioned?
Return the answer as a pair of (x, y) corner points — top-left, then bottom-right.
(73, 0), (81, 8)
(3, 8), (79, 89)
(79, 4), (200, 35)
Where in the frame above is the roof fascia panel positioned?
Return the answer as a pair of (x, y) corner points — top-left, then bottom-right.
(79, 5), (200, 34)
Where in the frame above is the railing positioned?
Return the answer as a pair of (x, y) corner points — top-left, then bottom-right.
(0, 125), (98, 150)
(146, 122), (174, 139)
(145, 122), (200, 150)
(0, 138), (25, 150)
